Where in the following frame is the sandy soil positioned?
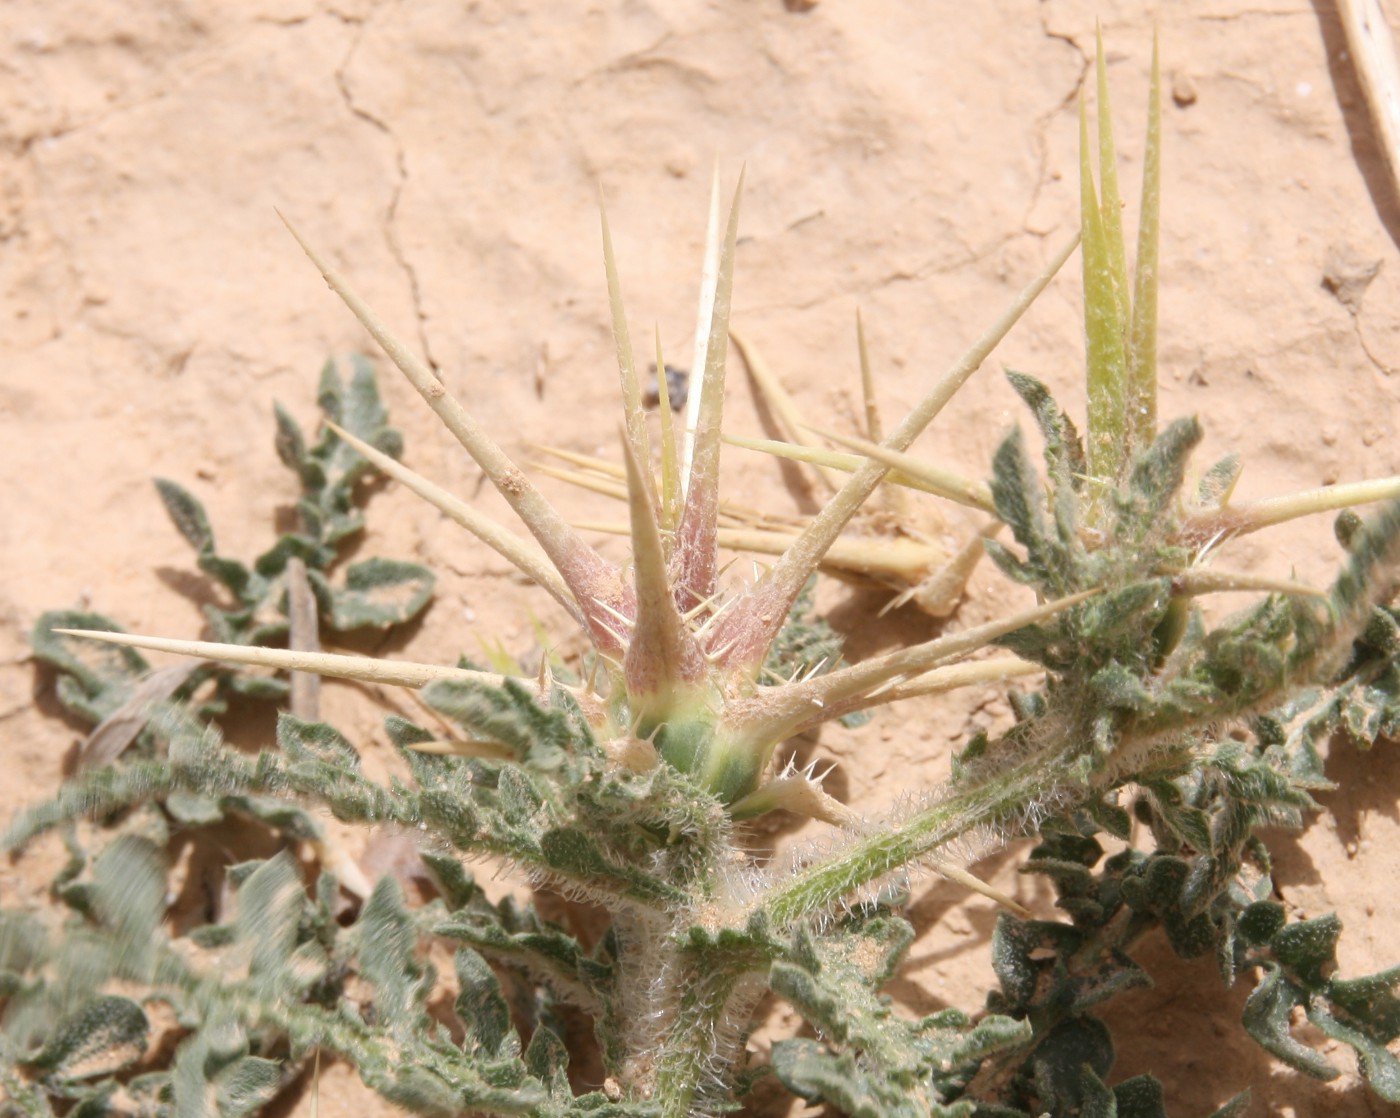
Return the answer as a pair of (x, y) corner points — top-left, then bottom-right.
(4, 2), (1400, 1115)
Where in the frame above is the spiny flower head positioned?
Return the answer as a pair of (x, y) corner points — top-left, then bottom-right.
(60, 170), (1083, 818)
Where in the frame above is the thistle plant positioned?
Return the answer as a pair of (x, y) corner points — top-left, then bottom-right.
(6, 37), (1400, 1118)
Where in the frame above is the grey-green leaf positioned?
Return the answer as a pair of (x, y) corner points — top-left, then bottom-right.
(28, 996), (149, 1081)
(155, 478), (216, 555)
(327, 558), (435, 630)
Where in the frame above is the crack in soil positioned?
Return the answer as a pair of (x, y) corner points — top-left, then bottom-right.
(1198, 7), (1313, 21)
(1021, 18), (1090, 239)
(1352, 302), (1397, 376)
(332, 8), (436, 373)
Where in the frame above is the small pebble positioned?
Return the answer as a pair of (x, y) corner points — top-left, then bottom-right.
(1172, 74), (1197, 107)
(1322, 243), (1382, 313)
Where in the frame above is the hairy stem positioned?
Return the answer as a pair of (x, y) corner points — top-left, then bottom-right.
(759, 752), (1063, 926)
(650, 963), (767, 1118)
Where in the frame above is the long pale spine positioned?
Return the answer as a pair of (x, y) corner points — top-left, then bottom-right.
(718, 232), (1080, 669)
(1080, 96), (1128, 489)
(1127, 34), (1162, 449)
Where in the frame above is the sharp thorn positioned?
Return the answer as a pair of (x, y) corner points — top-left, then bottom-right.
(591, 596), (637, 630)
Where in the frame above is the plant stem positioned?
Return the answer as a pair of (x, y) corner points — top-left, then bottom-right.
(760, 752), (1068, 926)
(650, 965), (765, 1118)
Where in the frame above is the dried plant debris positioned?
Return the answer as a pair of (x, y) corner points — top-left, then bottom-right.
(5, 36), (1400, 1118)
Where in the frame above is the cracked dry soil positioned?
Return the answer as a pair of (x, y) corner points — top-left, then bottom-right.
(4, 3), (1400, 1115)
